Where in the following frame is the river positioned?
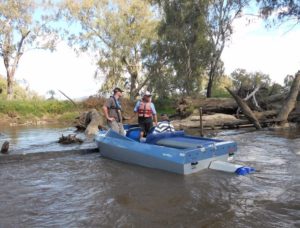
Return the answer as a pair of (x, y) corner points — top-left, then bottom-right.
(0, 125), (299, 227)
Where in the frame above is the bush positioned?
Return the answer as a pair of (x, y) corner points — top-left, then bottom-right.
(154, 98), (177, 115)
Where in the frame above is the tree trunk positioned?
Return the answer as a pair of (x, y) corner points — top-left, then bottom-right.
(6, 72), (13, 100)
(277, 71), (300, 124)
(85, 109), (105, 135)
(129, 71), (138, 101)
(226, 88), (262, 129)
(206, 77), (213, 98)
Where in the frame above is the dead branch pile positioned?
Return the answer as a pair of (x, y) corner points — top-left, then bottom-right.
(58, 134), (83, 144)
(175, 71), (300, 129)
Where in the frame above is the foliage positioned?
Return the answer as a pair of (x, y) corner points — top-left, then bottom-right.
(230, 68), (284, 100)
(154, 97), (177, 115)
(257, 0), (300, 24)
(148, 0), (212, 97)
(61, 0), (158, 100)
(47, 90), (56, 100)
(212, 75), (233, 97)
(231, 68), (271, 90)
(0, 75), (42, 100)
(206, 0), (249, 97)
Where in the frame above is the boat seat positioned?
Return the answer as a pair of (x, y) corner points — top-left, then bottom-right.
(146, 131), (215, 149)
(145, 131), (184, 144)
(126, 127), (142, 141)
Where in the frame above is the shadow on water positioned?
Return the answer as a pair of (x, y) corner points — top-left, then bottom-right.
(0, 124), (299, 227)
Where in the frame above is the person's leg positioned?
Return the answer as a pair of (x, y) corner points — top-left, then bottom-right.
(138, 122), (146, 138)
(118, 122), (125, 136)
(144, 121), (153, 137)
(108, 120), (120, 133)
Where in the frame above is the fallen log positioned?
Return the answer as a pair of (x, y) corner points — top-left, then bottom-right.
(85, 109), (106, 135)
(254, 110), (278, 120)
(226, 88), (262, 130)
(74, 109), (106, 135)
(277, 71), (300, 125)
(176, 97), (238, 117)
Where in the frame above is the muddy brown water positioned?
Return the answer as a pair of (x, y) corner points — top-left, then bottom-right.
(0, 125), (299, 227)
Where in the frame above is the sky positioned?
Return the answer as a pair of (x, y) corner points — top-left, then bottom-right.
(0, 14), (299, 99)
(222, 15), (300, 84)
(0, 42), (100, 100)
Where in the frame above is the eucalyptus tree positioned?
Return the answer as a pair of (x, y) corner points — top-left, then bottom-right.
(206, 0), (249, 98)
(62, 0), (158, 100)
(258, 0), (300, 24)
(152, 0), (212, 96)
(47, 89), (56, 99)
(0, 0), (59, 100)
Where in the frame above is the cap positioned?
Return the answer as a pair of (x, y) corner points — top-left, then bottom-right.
(143, 91), (152, 96)
(113, 87), (124, 93)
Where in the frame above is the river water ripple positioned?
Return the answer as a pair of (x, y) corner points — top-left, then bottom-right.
(0, 126), (299, 227)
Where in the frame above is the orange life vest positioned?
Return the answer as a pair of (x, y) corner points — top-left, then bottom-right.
(138, 101), (152, 118)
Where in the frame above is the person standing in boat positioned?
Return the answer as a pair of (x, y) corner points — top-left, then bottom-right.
(133, 91), (158, 138)
(153, 113), (175, 134)
(102, 87), (125, 135)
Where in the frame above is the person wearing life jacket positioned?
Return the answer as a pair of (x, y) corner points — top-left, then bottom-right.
(102, 87), (125, 135)
(133, 91), (158, 138)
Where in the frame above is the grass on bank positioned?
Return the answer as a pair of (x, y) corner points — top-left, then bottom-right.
(0, 100), (80, 123)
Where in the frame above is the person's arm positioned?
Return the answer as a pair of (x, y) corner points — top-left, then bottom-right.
(102, 105), (114, 122)
(151, 103), (158, 126)
(131, 101), (140, 119)
(153, 114), (158, 126)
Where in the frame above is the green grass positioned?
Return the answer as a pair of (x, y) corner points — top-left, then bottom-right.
(0, 100), (78, 119)
(211, 88), (231, 98)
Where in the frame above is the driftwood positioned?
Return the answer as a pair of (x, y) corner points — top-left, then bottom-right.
(226, 88), (262, 129)
(261, 91), (288, 105)
(254, 110), (278, 120)
(236, 85), (262, 115)
(173, 71), (300, 131)
(85, 109), (105, 135)
(58, 134), (83, 144)
(1, 141), (9, 154)
(74, 109), (106, 135)
(176, 97), (237, 117)
(277, 72), (300, 125)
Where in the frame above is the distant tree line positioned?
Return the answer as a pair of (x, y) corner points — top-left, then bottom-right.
(0, 0), (298, 100)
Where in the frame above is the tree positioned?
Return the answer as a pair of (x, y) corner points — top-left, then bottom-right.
(0, 0), (59, 100)
(284, 74), (294, 88)
(62, 0), (158, 100)
(47, 89), (56, 100)
(231, 68), (271, 92)
(258, 0), (300, 24)
(151, 0), (212, 96)
(206, 0), (249, 98)
(230, 68), (273, 110)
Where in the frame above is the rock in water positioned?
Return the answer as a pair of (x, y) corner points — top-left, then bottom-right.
(1, 141), (9, 154)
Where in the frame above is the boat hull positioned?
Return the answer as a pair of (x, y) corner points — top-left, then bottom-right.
(95, 129), (236, 175)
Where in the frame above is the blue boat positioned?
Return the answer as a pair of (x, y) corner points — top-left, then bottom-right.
(95, 125), (254, 175)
